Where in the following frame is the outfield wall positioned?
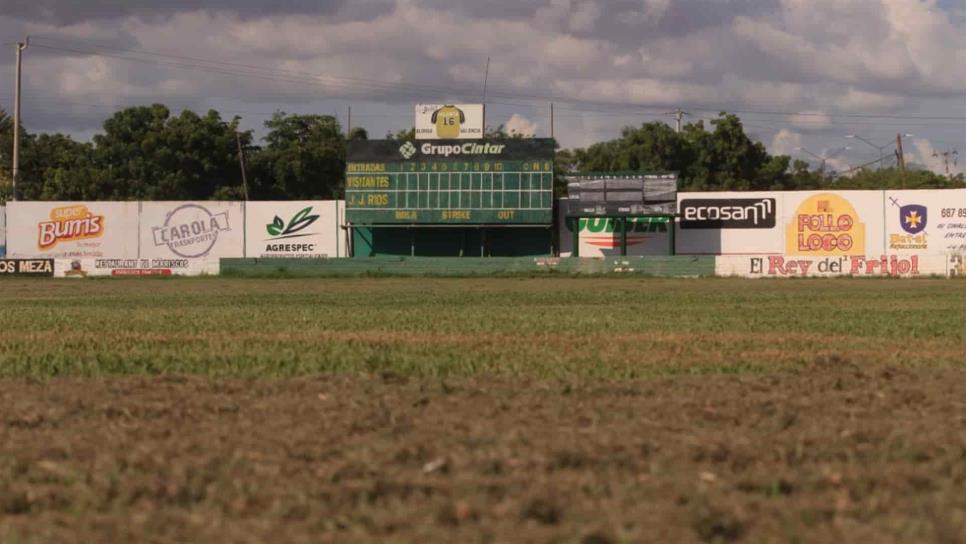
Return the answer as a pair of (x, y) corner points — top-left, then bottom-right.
(4, 190), (966, 278)
(560, 189), (966, 277)
(221, 256), (716, 277)
(4, 200), (345, 267)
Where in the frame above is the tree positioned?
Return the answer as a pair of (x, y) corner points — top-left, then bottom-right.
(385, 127), (415, 140)
(92, 105), (247, 200)
(561, 113), (836, 191)
(0, 109), (12, 202)
(679, 114), (773, 190)
(249, 112), (346, 199)
(567, 122), (691, 174)
(19, 134), (103, 200)
(347, 127), (368, 141)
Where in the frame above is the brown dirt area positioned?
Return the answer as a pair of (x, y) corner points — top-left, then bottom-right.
(2, 366), (965, 543)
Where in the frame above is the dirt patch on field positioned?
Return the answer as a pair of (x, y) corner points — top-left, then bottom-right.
(2, 368), (965, 543)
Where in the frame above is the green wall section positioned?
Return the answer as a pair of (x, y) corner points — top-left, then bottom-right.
(351, 227), (553, 257)
(221, 256), (715, 277)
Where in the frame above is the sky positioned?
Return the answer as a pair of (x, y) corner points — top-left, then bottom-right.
(2, 0), (966, 176)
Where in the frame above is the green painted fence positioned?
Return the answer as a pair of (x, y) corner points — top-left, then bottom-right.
(220, 256), (715, 277)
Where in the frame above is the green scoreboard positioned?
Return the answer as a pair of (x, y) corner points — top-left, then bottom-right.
(345, 139), (555, 224)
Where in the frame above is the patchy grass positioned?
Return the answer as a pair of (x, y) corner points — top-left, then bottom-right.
(1, 370), (965, 543)
(1, 277), (964, 378)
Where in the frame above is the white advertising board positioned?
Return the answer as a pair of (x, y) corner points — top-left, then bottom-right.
(780, 191), (886, 257)
(245, 201), (341, 258)
(55, 257), (219, 277)
(675, 190), (886, 257)
(675, 192), (783, 255)
(715, 254), (950, 278)
(6, 201), (140, 259)
(415, 104), (484, 140)
(884, 189), (966, 255)
(139, 201), (245, 259)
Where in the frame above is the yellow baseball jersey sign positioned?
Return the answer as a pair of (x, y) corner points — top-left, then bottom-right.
(414, 104), (484, 139)
(432, 105), (465, 138)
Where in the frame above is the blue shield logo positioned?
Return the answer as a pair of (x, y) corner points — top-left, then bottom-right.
(900, 204), (927, 234)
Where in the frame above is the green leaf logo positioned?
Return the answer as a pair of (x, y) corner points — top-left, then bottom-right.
(266, 207), (320, 238)
(266, 216), (284, 236)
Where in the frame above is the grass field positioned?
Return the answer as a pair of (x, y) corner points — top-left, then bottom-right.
(2, 278), (965, 543)
(1, 277), (965, 378)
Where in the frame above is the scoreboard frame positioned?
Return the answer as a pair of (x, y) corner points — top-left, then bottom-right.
(345, 139), (555, 225)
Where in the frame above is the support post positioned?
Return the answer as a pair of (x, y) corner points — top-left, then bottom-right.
(235, 131), (249, 201)
(572, 218), (579, 258)
(620, 217), (627, 256)
(668, 215), (676, 255)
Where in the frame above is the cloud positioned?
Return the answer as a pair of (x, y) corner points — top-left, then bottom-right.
(788, 111), (831, 130)
(1, 0), (387, 24)
(912, 137), (963, 176)
(2, 0), (966, 153)
(504, 113), (539, 136)
(770, 128), (803, 156)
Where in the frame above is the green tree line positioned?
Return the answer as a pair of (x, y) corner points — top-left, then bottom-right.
(555, 113), (963, 191)
(0, 107), (960, 203)
(0, 105), (367, 202)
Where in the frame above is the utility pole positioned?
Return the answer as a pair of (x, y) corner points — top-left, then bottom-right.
(932, 148), (958, 177)
(12, 37), (28, 201)
(794, 146), (851, 176)
(236, 131), (249, 201)
(664, 108), (689, 133)
(847, 133), (912, 170)
(346, 105), (351, 138)
(896, 133), (906, 188)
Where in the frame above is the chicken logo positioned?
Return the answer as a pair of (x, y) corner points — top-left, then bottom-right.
(786, 193), (865, 256)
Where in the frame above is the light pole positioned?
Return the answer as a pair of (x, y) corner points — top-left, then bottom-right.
(846, 134), (912, 170)
(794, 146), (851, 174)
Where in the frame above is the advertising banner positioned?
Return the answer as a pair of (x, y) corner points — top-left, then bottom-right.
(415, 104), (484, 140)
(675, 191), (885, 257)
(0, 258), (55, 277)
(884, 189), (966, 255)
(6, 201), (140, 259)
(675, 192), (783, 255)
(781, 191), (885, 257)
(139, 201), (245, 259)
(715, 254), (950, 278)
(245, 201), (341, 258)
(55, 258), (219, 277)
(558, 213), (672, 257)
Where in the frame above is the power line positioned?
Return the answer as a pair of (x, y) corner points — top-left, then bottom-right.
(26, 37), (966, 123)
